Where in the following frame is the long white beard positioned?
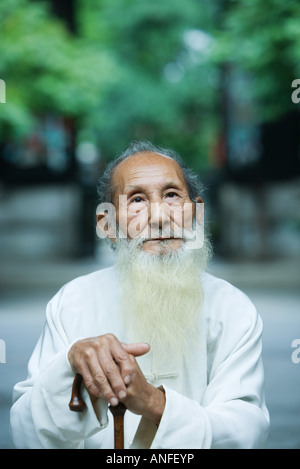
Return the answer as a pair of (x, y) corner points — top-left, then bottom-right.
(114, 225), (212, 361)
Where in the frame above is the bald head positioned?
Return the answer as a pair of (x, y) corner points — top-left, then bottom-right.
(111, 151), (190, 206)
(97, 140), (203, 206)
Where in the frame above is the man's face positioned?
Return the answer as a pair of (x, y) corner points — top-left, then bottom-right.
(111, 151), (198, 254)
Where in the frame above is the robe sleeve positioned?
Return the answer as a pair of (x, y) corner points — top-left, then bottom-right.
(135, 296), (269, 449)
(10, 289), (109, 449)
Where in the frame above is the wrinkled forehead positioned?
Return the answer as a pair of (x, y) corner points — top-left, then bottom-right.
(111, 151), (187, 197)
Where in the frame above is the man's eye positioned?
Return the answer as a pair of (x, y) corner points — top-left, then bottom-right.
(132, 197), (143, 203)
(166, 192), (177, 198)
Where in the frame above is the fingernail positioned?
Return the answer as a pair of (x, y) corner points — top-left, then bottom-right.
(118, 390), (126, 399)
(110, 397), (119, 406)
(124, 375), (131, 385)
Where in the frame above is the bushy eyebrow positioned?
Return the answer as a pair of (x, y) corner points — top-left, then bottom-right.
(162, 182), (183, 191)
(124, 181), (184, 195)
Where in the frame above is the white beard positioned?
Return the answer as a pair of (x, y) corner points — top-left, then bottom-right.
(114, 224), (212, 362)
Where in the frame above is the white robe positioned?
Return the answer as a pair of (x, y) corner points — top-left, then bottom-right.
(10, 266), (269, 449)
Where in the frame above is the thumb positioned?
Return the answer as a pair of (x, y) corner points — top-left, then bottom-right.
(121, 342), (150, 357)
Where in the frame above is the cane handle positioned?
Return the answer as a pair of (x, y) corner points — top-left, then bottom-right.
(69, 373), (127, 449)
(69, 373), (87, 412)
(109, 402), (127, 449)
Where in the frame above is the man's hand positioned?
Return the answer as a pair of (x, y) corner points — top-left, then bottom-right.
(68, 334), (165, 424)
(120, 354), (166, 425)
(68, 334), (150, 407)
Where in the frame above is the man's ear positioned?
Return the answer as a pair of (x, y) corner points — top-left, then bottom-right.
(96, 206), (117, 242)
(194, 196), (203, 204)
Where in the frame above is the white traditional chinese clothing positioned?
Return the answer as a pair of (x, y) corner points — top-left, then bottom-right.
(10, 266), (269, 449)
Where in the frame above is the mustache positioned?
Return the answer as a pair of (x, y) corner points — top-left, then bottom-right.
(115, 220), (205, 251)
(138, 227), (198, 242)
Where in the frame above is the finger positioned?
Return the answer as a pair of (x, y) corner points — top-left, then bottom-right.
(83, 353), (120, 406)
(107, 343), (137, 392)
(121, 342), (151, 357)
(97, 349), (130, 403)
(118, 343), (150, 386)
(75, 360), (102, 400)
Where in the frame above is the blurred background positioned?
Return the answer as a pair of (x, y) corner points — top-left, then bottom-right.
(0, 0), (299, 449)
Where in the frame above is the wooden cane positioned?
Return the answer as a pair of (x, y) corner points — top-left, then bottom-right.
(69, 373), (87, 412)
(69, 373), (127, 449)
(108, 402), (127, 449)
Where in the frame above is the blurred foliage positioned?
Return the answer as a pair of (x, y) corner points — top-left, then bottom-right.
(77, 0), (220, 169)
(0, 0), (115, 140)
(0, 0), (299, 169)
(214, 0), (300, 121)
(78, 0), (300, 166)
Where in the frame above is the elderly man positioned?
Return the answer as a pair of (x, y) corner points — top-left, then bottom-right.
(10, 141), (269, 449)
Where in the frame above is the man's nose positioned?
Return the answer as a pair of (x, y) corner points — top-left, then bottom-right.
(149, 202), (170, 232)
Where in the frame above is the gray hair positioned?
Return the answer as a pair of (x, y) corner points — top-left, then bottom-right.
(96, 140), (203, 204)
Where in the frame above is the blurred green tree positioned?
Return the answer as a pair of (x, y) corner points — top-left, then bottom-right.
(214, 0), (300, 121)
(0, 0), (115, 140)
(1, 0), (298, 171)
(78, 0), (220, 170)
